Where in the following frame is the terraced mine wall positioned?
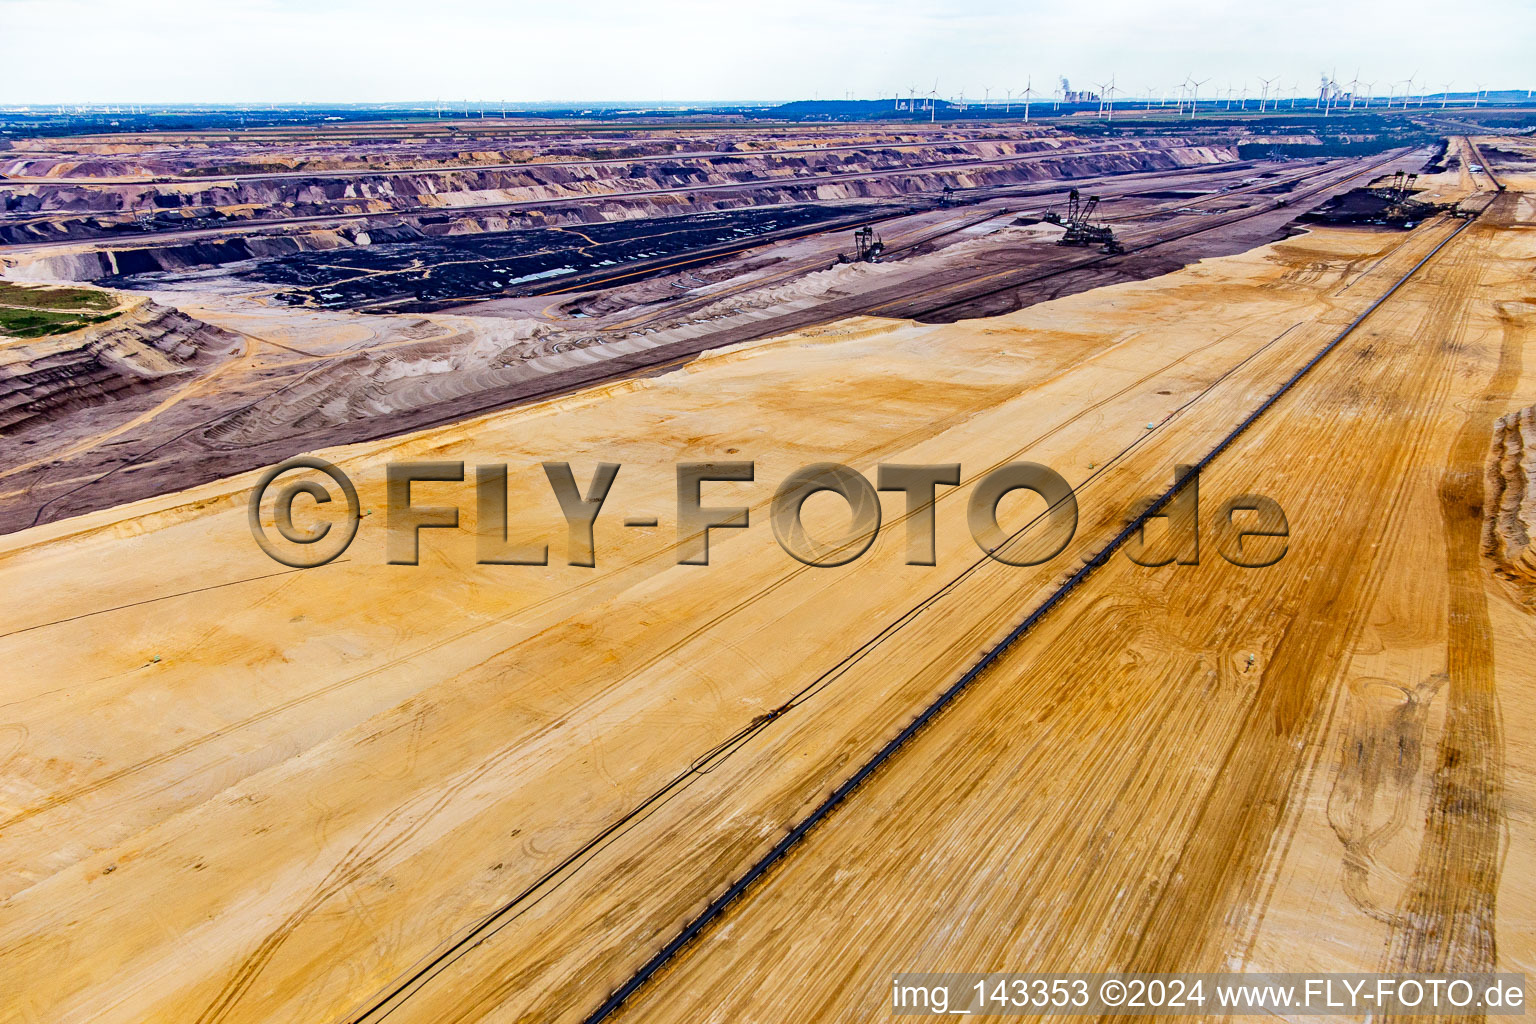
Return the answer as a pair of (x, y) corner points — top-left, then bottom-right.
(6, 139), (1241, 288)
(0, 137), (1237, 246)
(0, 299), (236, 434)
(0, 148), (1433, 534)
(0, 125), (1009, 177)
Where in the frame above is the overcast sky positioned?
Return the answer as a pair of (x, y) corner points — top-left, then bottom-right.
(2, 0), (1531, 105)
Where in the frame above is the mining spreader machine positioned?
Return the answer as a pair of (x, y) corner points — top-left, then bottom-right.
(1044, 188), (1125, 254)
(837, 225), (886, 264)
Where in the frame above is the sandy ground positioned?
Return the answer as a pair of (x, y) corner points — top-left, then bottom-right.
(0, 157), (1529, 1023)
(609, 191), (1536, 1022)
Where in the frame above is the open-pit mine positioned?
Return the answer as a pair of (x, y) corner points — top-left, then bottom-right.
(1, 106), (1533, 1023)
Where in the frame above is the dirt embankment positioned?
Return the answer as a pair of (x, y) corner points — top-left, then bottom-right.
(0, 298), (237, 434)
(1484, 403), (1536, 594)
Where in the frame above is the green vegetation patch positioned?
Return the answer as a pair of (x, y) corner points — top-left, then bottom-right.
(0, 305), (121, 339)
(0, 279), (118, 312)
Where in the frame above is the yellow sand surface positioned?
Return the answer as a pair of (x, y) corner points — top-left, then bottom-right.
(0, 189), (1530, 1023)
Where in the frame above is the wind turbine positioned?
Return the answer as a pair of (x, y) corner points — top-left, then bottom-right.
(1188, 76), (1209, 118)
(1473, 83), (1484, 108)
(1093, 75), (1117, 120)
(1259, 75), (1277, 112)
(1021, 76), (1035, 122)
(1347, 70), (1361, 110)
(1441, 81), (1452, 109)
(1146, 84), (1158, 112)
